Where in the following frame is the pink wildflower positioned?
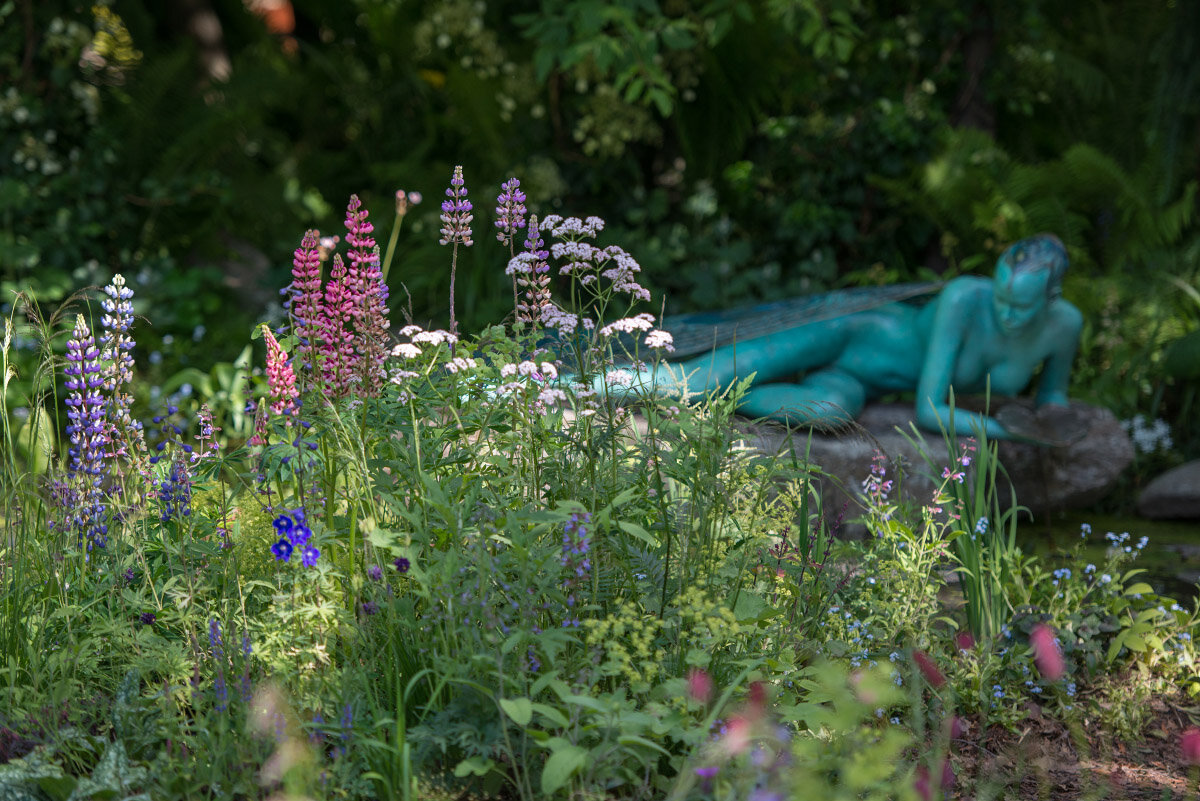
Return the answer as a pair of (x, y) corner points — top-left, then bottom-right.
(913, 765), (933, 801)
(720, 716), (751, 756)
(343, 195), (389, 396)
(319, 254), (357, 398)
(687, 668), (712, 704)
(290, 229), (324, 379)
(956, 631), (975, 651)
(1182, 728), (1200, 764)
(912, 650), (946, 688)
(1030, 624), (1065, 680)
(263, 326), (299, 417)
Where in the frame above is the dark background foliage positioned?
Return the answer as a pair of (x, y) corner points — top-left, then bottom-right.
(3, 0), (1199, 468)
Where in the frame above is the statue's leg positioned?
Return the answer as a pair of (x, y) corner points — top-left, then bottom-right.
(735, 368), (867, 426)
(670, 319), (853, 394)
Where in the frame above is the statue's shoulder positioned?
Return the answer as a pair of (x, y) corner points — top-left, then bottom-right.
(939, 275), (992, 303)
(1050, 298), (1084, 332)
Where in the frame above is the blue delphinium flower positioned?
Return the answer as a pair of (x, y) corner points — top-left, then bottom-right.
(393, 557), (410, 573)
(560, 512), (592, 627)
(272, 538), (294, 562)
(301, 545), (320, 568)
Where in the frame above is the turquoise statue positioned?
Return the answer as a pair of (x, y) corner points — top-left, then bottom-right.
(601, 233), (1083, 441)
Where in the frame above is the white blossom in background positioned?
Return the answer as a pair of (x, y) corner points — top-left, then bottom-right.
(1121, 415), (1174, 454)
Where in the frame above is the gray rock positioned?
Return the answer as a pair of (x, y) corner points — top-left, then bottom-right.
(738, 401), (1133, 533)
(1138, 460), (1200, 519)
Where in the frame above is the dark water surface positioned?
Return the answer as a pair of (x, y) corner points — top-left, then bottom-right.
(1022, 511), (1200, 602)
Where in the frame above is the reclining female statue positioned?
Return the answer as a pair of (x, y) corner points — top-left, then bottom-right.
(605, 233), (1083, 441)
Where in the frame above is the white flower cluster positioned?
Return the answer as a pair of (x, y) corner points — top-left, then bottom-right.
(599, 313), (655, 337)
(643, 329), (674, 352)
(540, 305), (594, 335)
(541, 215), (605, 239)
(1121, 414), (1174, 454)
(499, 360), (558, 380)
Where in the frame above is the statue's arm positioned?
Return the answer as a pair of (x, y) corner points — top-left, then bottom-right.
(1034, 303), (1084, 407)
(915, 284), (1014, 439)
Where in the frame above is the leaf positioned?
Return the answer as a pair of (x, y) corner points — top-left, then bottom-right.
(453, 756), (495, 778)
(15, 407), (54, 474)
(616, 521), (657, 547)
(499, 697), (533, 726)
(541, 745), (587, 795)
(1125, 582), (1154, 596)
(531, 703), (570, 728)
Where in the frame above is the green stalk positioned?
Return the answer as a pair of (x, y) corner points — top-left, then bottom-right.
(381, 210), (405, 285)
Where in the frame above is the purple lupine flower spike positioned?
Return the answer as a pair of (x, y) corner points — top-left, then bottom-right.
(505, 213), (552, 324)
(290, 230), (324, 380)
(319, 254), (357, 398)
(64, 314), (110, 550)
(439, 166), (473, 247)
(99, 274), (146, 463)
(496, 177), (528, 315)
(494, 177), (527, 246)
(439, 166), (472, 335)
(344, 195), (389, 396)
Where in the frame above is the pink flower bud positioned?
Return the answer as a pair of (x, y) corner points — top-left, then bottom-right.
(955, 631), (975, 651)
(913, 650), (946, 688)
(686, 669), (712, 704)
(721, 716), (751, 756)
(913, 765), (933, 801)
(940, 757), (955, 792)
(1182, 728), (1200, 765)
(1030, 624), (1065, 680)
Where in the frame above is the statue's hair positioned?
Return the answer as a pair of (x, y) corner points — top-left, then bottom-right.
(999, 233), (1068, 298)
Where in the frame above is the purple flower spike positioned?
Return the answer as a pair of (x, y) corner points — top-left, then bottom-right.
(290, 230), (324, 375)
(367, 564), (383, 581)
(494, 177), (527, 246)
(64, 314), (109, 550)
(439, 165), (472, 335)
(439, 166), (473, 247)
(343, 195), (389, 397)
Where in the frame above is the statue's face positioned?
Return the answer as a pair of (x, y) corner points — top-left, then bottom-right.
(993, 264), (1051, 335)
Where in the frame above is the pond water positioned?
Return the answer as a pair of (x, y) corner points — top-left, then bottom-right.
(1021, 511), (1200, 603)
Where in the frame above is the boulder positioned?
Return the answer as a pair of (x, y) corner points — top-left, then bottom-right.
(739, 401), (1133, 532)
(1138, 460), (1200, 519)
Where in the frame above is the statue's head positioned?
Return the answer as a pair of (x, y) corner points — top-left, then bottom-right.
(992, 233), (1068, 334)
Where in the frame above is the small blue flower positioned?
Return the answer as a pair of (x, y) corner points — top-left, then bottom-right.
(271, 538), (294, 562)
(993, 685), (1005, 699)
(301, 545), (320, 568)
(974, 516), (989, 535)
(289, 524), (313, 548)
